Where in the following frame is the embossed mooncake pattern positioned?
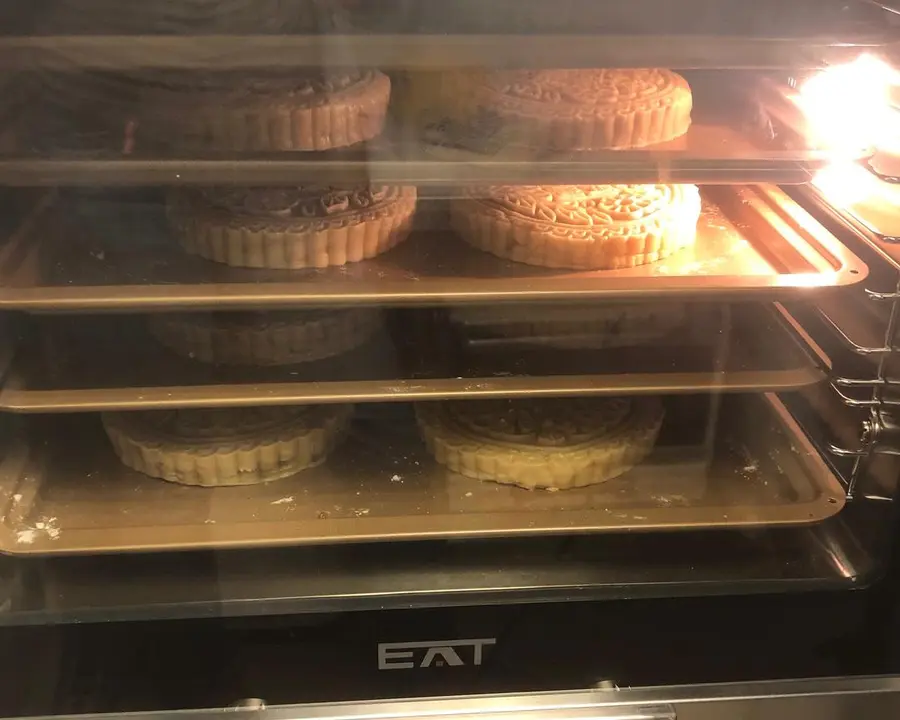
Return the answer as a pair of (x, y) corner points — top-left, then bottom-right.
(452, 183), (700, 269)
(142, 70), (390, 151)
(476, 68), (692, 150)
(169, 185), (417, 269)
(103, 405), (352, 487)
(150, 308), (383, 366)
(417, 397), (663, 490)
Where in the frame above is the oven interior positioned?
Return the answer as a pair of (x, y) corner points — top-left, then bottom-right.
(0, 0), (899, 715)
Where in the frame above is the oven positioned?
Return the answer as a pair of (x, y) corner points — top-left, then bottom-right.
(2, 0), (900, 717)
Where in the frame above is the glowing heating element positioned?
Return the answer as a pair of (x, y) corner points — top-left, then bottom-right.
(797, 54), (900, 160)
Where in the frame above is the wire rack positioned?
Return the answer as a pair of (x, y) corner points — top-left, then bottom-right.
(828, 283), (900, 499)
(797, 164), (900, 501)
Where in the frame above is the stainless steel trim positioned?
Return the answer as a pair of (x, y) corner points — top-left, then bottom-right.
(209, 677), (900, 719)
(11, 676), (900, 720)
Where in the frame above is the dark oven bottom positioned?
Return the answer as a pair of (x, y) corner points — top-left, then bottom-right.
(0, 588), (886, 717)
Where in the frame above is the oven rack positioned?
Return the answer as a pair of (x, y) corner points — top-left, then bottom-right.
(818, 286), (900, 499)
(0, 154), (830, 189)
(0, 74), (832, 187)
(793, 180), (900, 498)
(0, 32), (890, 72)
(0, 158), (828, 190)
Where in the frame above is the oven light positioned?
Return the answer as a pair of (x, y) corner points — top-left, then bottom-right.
(797, 54), (899, 160)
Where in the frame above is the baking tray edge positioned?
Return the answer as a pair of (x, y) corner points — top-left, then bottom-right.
(0, 392), (847, 556)
(0, 185), (869, 311)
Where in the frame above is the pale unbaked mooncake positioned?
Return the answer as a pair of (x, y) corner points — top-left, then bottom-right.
(103, 405), (352, 487)
(168, 185), (417, 269)
(149, 308), (383, 366)
(451, 184), (701, 270)
(417, 397), (663, 490)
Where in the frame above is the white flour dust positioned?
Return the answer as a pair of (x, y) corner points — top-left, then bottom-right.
(16, 530), (35, 545)
(16, 516), (61, 545)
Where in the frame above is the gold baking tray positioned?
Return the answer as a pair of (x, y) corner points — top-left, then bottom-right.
(790, 183), (900, 362)
(0, 185), (868, 312)
(0, 303), (827, 412)
(796, 182), (900, 270)
(0, 393), (847, 556)
(812, 291), (892, 362)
